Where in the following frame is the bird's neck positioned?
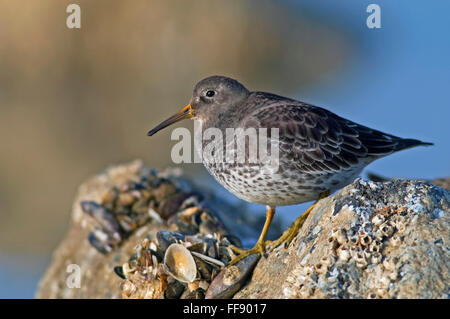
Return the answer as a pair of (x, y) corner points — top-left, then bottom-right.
(201, 104), (245, 132)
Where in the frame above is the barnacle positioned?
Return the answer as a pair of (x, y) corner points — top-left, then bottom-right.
(371, 214), (384, 226)
(390, 234), (401, 247)
(354, 251), (368, 269)
(358, 232), (372, 247)
(336, 245), (351, 262)
(369, 240), (382, 253)
(370, 252), (382, 264)
(379, 222), (395, 238)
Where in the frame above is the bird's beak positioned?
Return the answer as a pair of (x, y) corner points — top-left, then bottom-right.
(147, 104), (194, 136)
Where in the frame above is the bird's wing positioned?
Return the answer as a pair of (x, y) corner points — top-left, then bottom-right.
(243, 102), (404, 173)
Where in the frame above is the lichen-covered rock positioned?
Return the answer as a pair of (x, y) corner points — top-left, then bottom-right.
(234, 178), (449, 299)
(36, 160), (449, 299)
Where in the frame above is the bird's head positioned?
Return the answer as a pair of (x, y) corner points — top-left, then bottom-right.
(147, 75), (249, 136)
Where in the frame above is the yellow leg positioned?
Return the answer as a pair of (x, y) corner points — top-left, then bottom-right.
(268, 190), (330, 252)
(229, 206), (275, 265)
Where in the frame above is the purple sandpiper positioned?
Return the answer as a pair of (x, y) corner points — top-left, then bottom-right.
(147, 75), (432, 264)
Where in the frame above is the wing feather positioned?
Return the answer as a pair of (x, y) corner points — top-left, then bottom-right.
(243, 101), (412, 173)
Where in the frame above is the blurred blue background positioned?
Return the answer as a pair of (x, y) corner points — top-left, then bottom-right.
(0, 0), (448, 298)
(274, 0), (449, 228)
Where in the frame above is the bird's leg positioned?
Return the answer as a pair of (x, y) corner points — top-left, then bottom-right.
(268, 190), (330, 252)
(229, 206), (275, 265)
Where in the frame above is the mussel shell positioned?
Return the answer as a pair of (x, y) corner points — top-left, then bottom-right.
(182, 288), (206, 299)
(186, 242), (204, 253)
(198, 211), (227, 236)
(223, 234), (243, 248)
(167, 214), (199, 235)
(193, 256), (213, 281)
(81, 201), (121, 238)
(131, 197), (150, 215)
(203, 237), (218, 259)
(88, 230), (113, 254)
(116, 215), (137, 232)
(116, 192), (136, 207)
(159, 192), (193, 219)
(101, 187), (119, 210)
(164, 277), (186, 299)
(114, 266), (126, 279)
(157, 231), (185, 252)
(205, 254), (260, 299)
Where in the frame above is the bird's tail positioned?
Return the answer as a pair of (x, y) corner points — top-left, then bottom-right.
(394, 138), (433, 152)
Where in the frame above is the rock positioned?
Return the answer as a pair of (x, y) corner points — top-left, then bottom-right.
(367, 172), (450, 190)
(235, 178), (449, 299)
(36, 161), (449, 299)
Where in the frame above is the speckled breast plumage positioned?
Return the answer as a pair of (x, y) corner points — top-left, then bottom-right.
(199, 141), (369, 207)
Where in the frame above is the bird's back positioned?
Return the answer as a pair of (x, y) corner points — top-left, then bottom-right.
(246, 92), (429, 154)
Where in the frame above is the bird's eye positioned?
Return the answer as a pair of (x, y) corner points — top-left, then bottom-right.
(205, 90), (216, 97)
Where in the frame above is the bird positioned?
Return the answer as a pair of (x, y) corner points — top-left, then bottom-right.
(147, 75), (432, 264)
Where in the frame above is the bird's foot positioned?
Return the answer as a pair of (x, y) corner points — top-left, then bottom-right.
(268, 190), (330, 252)
(228, 240), (270, 265)
(268, 213), (308, 252)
